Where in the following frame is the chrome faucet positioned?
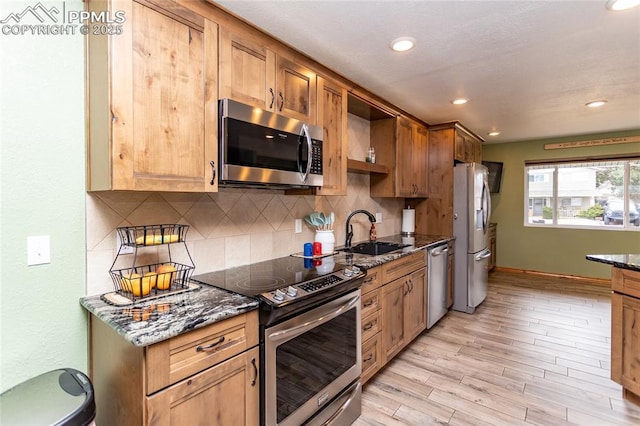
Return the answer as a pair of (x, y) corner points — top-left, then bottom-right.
(345, 209), (376, 248)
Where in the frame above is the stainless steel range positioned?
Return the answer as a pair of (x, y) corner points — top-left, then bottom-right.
(192, 255), (365, 426)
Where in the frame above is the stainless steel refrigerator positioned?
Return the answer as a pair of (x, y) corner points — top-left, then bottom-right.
(452, 163), (492, 313)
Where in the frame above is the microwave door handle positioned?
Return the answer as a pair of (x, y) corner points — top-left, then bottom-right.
(299, 124), (312, 182)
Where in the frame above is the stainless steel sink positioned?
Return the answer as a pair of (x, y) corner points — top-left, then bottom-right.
(338, 241), (408, 256)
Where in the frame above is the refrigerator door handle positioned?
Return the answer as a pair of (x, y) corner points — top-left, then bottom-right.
(482, 180), (491, 231)
(475, 249), (492, 261)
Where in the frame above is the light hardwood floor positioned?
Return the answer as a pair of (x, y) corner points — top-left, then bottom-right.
(355, 270), (640, 425)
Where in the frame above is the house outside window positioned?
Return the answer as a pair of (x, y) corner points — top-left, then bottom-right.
(525, 158), (640, 230)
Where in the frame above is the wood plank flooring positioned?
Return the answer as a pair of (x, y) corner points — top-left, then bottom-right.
(355, 270), (640, 426)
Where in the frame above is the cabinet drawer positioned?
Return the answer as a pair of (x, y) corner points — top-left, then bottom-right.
(382, 251), (425, 283)
(361, 267), (382, 293)
(361, 333), (382, 384)
(146, 310), (259, 394)
(612, 268), (640, 299)
(362, 310), (381, 343)
(361, 288), (381, 318)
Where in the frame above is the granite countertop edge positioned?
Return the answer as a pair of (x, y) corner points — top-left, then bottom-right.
(333, 233), (454, 270)
(80, 285), (259, 347)
(585, 254), (640, 273)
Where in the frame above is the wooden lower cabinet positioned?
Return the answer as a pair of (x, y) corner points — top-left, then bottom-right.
(89, 310), (259, 425)
(488, 223), (497, 271)
(611, 267), (640, 402)
(360, 267), (382, 384)
(147, 346), (259, 425)
(381, 268), (427, 363)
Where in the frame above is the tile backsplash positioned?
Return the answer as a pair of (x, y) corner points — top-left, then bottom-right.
(85, 114), (404, 295)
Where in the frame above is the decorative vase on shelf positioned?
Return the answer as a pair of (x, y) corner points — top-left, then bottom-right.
(314, 230), (335, 254)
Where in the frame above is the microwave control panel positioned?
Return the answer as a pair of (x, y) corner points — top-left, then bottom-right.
(310, 140), (323, 175)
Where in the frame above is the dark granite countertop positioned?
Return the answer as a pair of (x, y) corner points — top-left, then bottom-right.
(80, 284), (258, 347)
(333, 234), (454, 269)
(81, 233), (452, 347)
(586, 254), (640, 273)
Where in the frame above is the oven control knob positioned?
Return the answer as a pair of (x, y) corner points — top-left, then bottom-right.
(351, 266), (361, 275)
(286, 286), (298, 297)
(273, 288), (286, 301)
(343, 267), (354, 277)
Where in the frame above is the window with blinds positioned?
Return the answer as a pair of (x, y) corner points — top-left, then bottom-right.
(524, 157), (640, 230)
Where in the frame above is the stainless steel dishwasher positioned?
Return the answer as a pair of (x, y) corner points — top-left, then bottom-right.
(426, 243), (449, 329)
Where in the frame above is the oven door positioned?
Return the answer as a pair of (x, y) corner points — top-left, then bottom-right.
(264, 290), (362, 426)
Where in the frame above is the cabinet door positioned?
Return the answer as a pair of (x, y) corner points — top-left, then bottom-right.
(404, 268), (427, 342)
(146, 347), (260, 426)
(381, 277), (406, 362)
(315, 77), (347, 195)
(88, 1), (217, 191)
(276, 56), (317, 124)
(395, 118), (415, 197)
(219, 28), (276, 111)
(611, 293), (640, 396)
(412, 124), (429, 197)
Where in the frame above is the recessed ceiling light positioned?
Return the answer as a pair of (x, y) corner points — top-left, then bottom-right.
(606, 0), (640, 11)
(451, 98), (468, 105)
(390, 37), (416, 52)
(585, 100), (608, 108)
(488, 131), (501, 137)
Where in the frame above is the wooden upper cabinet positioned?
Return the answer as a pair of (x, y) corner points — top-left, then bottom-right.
(315, 76), (348, 196)
(86, 0), (218, 192)
(412, 124), (429, 197)
(370, 116), (428, 198)
(454, 129), (482, 163)
(219, 29), (275, 111)
(219, 27), (317, 124)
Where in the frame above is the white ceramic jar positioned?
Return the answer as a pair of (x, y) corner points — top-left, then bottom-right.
(314, 230), (335, 254)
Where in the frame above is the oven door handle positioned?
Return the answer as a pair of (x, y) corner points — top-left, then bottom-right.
(267, 294), (360, 343)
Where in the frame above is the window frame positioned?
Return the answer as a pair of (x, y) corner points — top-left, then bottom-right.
(523, 156), (640, 231)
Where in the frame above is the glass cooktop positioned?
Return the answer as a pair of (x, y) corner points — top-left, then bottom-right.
(191, 255), (345, 298)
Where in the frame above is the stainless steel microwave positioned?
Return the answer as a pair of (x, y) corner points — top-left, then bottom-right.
(218, 99), (323, 188)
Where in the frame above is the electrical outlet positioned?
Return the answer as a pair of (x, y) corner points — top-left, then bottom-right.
(295, 218), (302, 234)
(116, 232), (134, 255)
(27, 235), (50, 266)
(375, 212), (383, 223)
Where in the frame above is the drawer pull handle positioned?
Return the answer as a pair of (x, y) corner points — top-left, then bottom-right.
(363, 322), (375, 331)
(363, 277), (374, 284)
(364, 354), (373, 362)
(196, 336), (225, 352)
(251, 358), (258, 387)
(363, 300), (375, 308)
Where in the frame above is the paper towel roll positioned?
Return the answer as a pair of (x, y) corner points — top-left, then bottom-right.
(402, 208), (415, 235)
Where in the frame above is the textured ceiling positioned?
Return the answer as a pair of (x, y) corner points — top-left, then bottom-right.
(214, 1), (640, 143)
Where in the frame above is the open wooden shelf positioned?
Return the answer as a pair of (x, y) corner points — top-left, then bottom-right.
(347, 158), (389, 175)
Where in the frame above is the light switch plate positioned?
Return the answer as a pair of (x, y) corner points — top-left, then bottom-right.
(295, 219), (303, 233)
(27, 235), (51, 266)
(375, 212), (383, 223)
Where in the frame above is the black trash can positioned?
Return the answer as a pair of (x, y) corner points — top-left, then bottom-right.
(0, 368), (96, 425)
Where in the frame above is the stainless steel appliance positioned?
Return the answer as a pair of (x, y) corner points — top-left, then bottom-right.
(219, 98), (323, 188)
(453, 162), (492, 313)
(426, 242), (449, 328)
(192, 256), (364, 426)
